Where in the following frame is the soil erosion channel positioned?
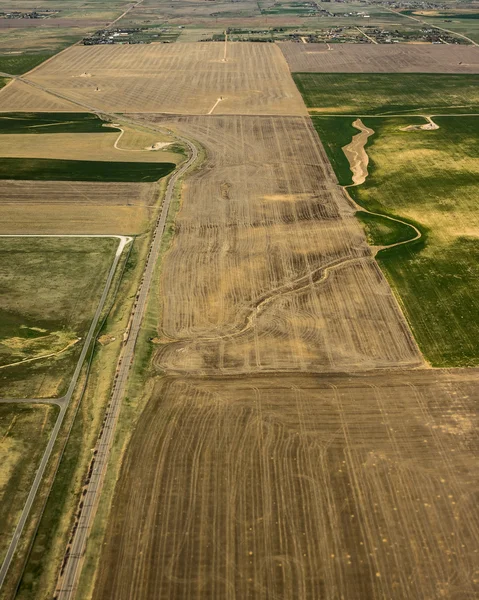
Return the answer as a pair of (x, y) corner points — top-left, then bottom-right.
(342, 118), (421, 253)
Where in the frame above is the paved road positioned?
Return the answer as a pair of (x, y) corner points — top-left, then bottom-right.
(0, 236), (131, 591)
(55, 134), (198, 600)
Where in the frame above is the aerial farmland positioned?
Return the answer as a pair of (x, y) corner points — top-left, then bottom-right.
(0, 1), (478, 599)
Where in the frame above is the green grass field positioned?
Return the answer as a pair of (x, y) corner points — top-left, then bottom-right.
(0, 113), (117, 135)
(0, 403), (58, 565)
(0, 237), (118, 398)
(0, 158), (175, 182)
(0, 52), (56, 75)
(355, 211), (417, 247)
(312, 112), (479, 366)
(294, 73), (479, 115)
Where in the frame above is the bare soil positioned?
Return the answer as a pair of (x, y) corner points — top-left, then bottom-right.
(93, 369), (479, 600)
(10, 43), (308, 115)
(342, 119), (374, 186)
(279, 42), (479, 73)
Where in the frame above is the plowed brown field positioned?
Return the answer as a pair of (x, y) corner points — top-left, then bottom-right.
(93, 370), (479, 600)
(3, 43), (307, 115)
(0, 80), (86, 113)
(0, 181), (156, 234)
(133, 114), (421, 373)
(279, 42), (479, 73)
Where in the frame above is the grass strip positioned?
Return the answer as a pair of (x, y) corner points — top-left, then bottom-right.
(0, 158), (175, 182)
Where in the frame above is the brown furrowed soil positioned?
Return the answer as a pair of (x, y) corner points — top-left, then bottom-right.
(0, 80), (86, 112)
(279, 42), (479, 73)
(93, 370), (479, 600)
(134, 114), (421, 373)
(17, 43), (472, 600)
(9, 43), (307, 115)
(0, 181), (156, 234)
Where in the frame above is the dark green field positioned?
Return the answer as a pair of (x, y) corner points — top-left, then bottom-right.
(0, 237), (118, 397)
(294, 73), (479, 115)
(355, 211), (417, 247)
(0, 113), (117, 135)
(312, 113), (479, 366)
(0, 158), (175, 182)
(0, 52), (55, 76)
(313, 116), (358, 185)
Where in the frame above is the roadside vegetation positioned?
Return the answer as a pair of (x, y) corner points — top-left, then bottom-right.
(0, 403), (58, 566)
(294, 73), (479, 114)
(0, 158), (176, 182)
(0, 113), (116, 135)
(0, 237), (117, 397)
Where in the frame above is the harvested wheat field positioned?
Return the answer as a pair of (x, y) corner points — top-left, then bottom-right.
(14, 43), (307, 115)
(132, 114), (421, 372)
(279, 42), (479, 73)
(0, 132), (181, 164)
(0, 79), (86, 113)
(0, 181), (157, 234)
(93, 370), (479, 600)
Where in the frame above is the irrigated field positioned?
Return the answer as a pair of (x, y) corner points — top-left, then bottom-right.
(312, 113), (479, 366)
(351, 116), (479, 366)
(131, 114), (422, 374)
(93, 370), (479, 600)
(280, 42), (479, 73)
(293, 73), (479, 115)
(0, 236), (117, 398)
(0, 403), (58, 565)
(0, 43), (307, 116)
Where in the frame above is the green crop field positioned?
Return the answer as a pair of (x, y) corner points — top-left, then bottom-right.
(0, 403), (58, 565)
(0, 113), (117, 135)
(0, 53), (56, 76)
(0, 158), (175, 182)
(294, 73), (479, 115)
(0, 236), (118, 398)
(311, 112), (479, 366)
(355, 211), (417, 247)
